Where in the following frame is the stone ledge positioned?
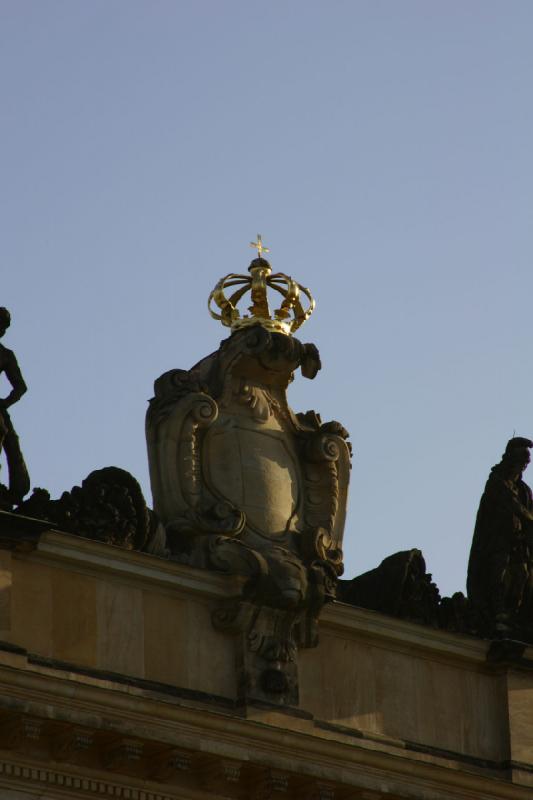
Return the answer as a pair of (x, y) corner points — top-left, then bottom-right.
(0, 510), (52, 552)
(20, 529), (245, 599)
(323, 601), (492, 666)
(14, 527), (502, 669)
(1, 518), (508, 672)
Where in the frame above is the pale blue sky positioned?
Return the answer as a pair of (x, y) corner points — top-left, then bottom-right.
(2, 1), (533, 596)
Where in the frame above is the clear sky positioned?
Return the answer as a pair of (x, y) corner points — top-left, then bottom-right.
(2, 1), (533, 597)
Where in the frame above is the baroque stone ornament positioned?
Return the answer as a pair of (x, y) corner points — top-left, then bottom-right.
(147, 245), (351, 705)
(0, 307), (30, 509)
(16, 467), (164, 553)
(339, 549), (477, 636)
(467, 437), (533, 640)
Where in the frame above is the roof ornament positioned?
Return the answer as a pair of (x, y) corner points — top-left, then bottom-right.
(208, 234), (315, 335)
(249, 233), (270, 259)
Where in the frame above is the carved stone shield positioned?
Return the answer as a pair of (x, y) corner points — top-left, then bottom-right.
(203, 417), (301, 538)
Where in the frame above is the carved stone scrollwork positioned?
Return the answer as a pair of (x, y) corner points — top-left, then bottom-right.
(146, 326), (351, 705)
(15, 467), (164, 553)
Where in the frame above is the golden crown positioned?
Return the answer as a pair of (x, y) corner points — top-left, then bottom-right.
(208, 235), (315, 336)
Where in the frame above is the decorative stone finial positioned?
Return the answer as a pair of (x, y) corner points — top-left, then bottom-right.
(208, 236), (315, 335)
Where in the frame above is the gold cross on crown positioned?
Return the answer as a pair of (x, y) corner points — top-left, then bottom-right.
(249, 234), (270, 259)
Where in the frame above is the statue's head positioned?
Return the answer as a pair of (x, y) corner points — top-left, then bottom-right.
(502, 437), (533, 475)
(0, 307), (11, 338)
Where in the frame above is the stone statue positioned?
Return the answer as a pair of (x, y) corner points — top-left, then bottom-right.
(0, 307), (30, 508)
(146, 246), (351, 704)
(0, 309), (164, 554)
(467, 437), (533, 638)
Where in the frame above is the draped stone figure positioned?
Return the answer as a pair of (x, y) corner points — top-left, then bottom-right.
(467, 437), (533, 638)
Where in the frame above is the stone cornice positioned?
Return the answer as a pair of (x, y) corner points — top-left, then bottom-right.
(21, 529), (245, 598)
(322, 601), (492, 666)
(0, 652), (530, 800)
(0, 509), (51, 552)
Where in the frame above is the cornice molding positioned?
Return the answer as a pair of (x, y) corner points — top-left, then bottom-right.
(323, 601), (492, 665)
(0, 756), (198, 800)
(22, 530), (244, 598)
(0, 658), (530, 800)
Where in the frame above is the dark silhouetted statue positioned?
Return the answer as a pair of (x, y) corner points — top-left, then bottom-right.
(0, 307), (30, 507)
(467, 437), (533, 639)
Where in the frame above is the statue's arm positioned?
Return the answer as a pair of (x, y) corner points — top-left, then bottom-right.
(1, 350), (27, 408)
(502, 487), (533, 524)
(486, 476), (533, 524)
(513, 497), (533, 523)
